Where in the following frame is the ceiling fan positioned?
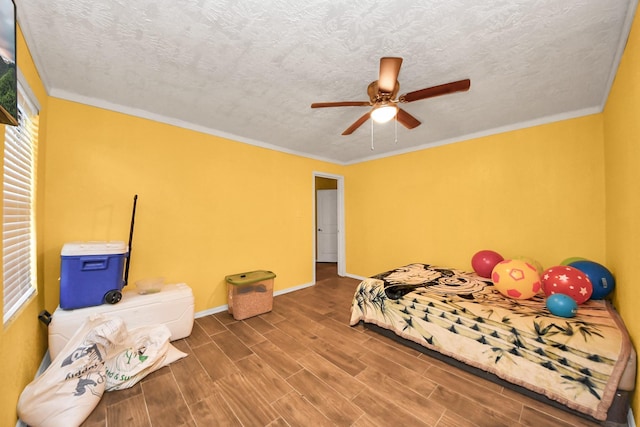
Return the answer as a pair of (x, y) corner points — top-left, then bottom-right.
(311, 57), (471, 135)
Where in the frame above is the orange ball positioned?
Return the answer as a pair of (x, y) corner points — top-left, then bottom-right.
(491, 259), (542, 299)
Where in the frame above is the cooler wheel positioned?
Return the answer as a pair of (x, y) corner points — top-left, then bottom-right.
(104, 290), (122, 305)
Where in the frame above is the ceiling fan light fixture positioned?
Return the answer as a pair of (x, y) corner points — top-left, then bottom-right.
(371, 104), (398, 123)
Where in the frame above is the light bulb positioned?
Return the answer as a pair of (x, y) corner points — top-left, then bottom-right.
(371, 105), (398, 123)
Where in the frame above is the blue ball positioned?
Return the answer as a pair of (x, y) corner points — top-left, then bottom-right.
(546, 293), (578, 318)
(569, 260), (615, 299)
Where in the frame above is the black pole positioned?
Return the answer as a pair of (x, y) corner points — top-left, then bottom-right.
(124, 194), (138, 286)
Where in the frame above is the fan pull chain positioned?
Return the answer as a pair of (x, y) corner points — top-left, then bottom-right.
(395, 115), (398, 144)
(370, 119), (375, 150)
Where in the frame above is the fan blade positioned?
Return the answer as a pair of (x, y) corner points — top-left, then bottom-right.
(400, 79), (471, 103)
(378, 57), (403, 93)
(396, 108), (421, 129)
(311, 101), (370, 108)
(342, 112), (371, 135)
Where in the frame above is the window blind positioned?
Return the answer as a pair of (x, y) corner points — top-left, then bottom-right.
(3, 80), (39, 325)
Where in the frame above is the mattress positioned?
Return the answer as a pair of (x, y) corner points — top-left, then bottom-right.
(349, 263), (633, 421)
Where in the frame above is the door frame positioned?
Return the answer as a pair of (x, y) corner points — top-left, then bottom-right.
(313, 171), (346, 280)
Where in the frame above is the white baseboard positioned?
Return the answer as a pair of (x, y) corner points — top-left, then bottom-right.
(629, 408), (636, 427)
(273, 281), (315, 296)
(343, 273), (366, 281)
(194, 304), (229, 318)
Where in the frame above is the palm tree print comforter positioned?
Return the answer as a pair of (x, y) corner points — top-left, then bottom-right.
(349, 263), (632, 421)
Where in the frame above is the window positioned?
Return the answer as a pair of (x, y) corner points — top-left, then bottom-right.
(3, 76), (39, 325)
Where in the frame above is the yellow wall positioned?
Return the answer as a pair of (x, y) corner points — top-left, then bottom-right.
(42, 99), (342, 314)
(0, 26), (49, 427)
(345, 115), (606, 276)
(603, 7), (640, 418)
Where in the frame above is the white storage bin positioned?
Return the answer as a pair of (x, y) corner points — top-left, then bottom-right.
(48, 283), (194, 360)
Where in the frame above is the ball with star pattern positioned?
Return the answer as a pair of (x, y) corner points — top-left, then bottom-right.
(541, 266), (593, 304)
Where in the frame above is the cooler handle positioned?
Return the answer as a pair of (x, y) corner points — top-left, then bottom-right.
(80, 256), (109, 271)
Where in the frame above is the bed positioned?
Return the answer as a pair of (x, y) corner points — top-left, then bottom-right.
(349, 263), (635, 423)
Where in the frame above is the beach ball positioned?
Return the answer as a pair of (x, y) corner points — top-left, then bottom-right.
(491, 259), (541, 299)
(569, 260), (615, 299)
(560, 256), (587, 266)
(541, 266), (593, 304)
(546, 293), (578, 318)
(472, 250), (504, 278)
(515, 256), (543, 276)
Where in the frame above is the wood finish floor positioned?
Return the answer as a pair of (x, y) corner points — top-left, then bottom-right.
(81, 263), (600, 426)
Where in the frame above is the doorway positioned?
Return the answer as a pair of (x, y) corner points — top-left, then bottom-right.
(313, 172), (345, 281)
(317, 188), (338, 263)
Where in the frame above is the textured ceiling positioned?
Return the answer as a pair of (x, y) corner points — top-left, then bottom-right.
(16, 0), (638, 164)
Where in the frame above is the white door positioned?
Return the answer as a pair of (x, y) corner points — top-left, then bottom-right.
(317, 189), (338, 262)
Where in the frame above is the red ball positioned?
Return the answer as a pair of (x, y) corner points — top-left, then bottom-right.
(541, 266), (593, 304)
(472, 250), (504, 278)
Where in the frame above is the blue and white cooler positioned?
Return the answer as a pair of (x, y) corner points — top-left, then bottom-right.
(59, 241), (128, 310)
